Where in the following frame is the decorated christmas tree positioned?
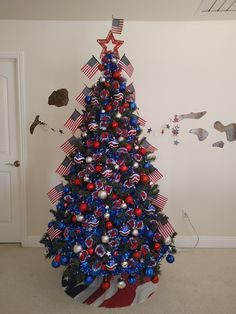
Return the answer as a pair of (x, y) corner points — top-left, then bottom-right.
(41, 18), (176, 307)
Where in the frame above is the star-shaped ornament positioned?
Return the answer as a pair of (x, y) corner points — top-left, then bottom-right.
(97, 30), (124, 58)
(174, 140), (179, 146)
(147, 128), (152, 133)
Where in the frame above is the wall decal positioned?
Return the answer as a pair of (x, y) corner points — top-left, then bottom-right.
(189, 128), (209, 141)
(212, 141), (224, 148)
(48, 88), (69, 107)
(176, 111), (207, 121)
(30, 115), (64, 134)
(214, 121), (236, 142)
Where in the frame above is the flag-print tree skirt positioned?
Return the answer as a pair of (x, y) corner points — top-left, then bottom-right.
(62, 272), (157, 308)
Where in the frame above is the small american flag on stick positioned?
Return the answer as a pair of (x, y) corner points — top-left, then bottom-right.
(111, 17), (124, 34)
(140, 139), (157, 152)
(64, 110), (84, 133)
(158, 221), (175, 239)
(75, 86), (92, 106)
(119, 54), (134, 77)
(81, 56), (99, 79)
(47, 183), (64, 204)
(60, 136), (77, 155)
(150, 194), (168, 210)
(149, 168), (163, 183)
(47, 225), (62, 241)
(56, 156), (72, 176)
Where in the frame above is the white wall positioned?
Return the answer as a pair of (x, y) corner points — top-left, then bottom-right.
(0, 20), (235, 244)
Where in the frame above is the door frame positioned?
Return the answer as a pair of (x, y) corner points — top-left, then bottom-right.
(0, 52), (27, 246)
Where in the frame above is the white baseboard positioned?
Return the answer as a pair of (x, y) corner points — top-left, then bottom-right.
(24, 235), (236, 249)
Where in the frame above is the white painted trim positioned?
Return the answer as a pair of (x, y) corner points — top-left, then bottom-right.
(24, 235), (236, 248)
(0, 52), (28, 246)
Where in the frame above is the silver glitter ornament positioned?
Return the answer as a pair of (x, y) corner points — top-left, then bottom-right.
(114, 164), (119, 170)
(83, 176), (89, 182)
(133, 162), (139, 169)
(73, 244), (82, 254)
(81, 131), (87, 137)
(85, 156), (93, 163)
(117, 279), (126, 289)
(134, 145), (139, 150)
(116, 112), (122, 119)
(101, 109), (105, 113)
(101, 235), (109, 243)
(104, 212), (110, 219)
(100, 77), (105, 82)
(165, 236), (172, 245)
(111, 57), (117, 63)
(98, 190), (108, 199)
(121, 203), (127, 209)
(76, 214), (84, 222)
(121, 261), (128, 268)
(150, 181), (154, 186)
(105, 205), (110, 209)
(132, 229), (139, 236)
(118, 136), (124, 142)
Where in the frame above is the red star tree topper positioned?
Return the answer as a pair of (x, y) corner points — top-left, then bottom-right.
(97, 30), (124, 58)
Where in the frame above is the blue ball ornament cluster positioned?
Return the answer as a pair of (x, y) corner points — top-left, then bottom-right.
(166, 255), (175, 263)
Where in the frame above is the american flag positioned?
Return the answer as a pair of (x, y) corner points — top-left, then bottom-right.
(62, 274), (157, 308)
(64, 110), (84, 133)
(75, 86), (92, 106)
(111, 17), (124, 34)
(47, 183), (64, 204)
(56, 156), (72, 176)
(60, 136), (77, 155)
(149, 168), (163, 183)
(133, 114), (146, 127)
(150, 194), (168, 210)
(81, 56), (99, 79)
(47, 225), (62, 241)
(158, 221), (175, 239)
(141, 139), (157, 152)
(127, 83), (135, 94)
(119, 54), (134, 77)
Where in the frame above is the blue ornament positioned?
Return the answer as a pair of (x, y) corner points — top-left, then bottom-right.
(84, 275), (94, 285)
(166, 255), (175, 263)
(127, 275), (136, 285)
(56, 203), (63, 210)
(144, 162), (151, 169)
(85, 95), (92, 104)
(130, 102), (137, 110)
(60, 256), (69, 265)
(63, 187), (70, 194)
(57, 222), (65, 229)
(51, 260), (60, 268)
(147, 230), (154, 239)
(119, 82), (126, 91)
(47, 221), (54, 228)
(130, 116), (138, 126)
(70, 166), (77, 174)
(136, 126), (141, 132)
(107, 53), (113, 59)
(145, 268), (154, 277)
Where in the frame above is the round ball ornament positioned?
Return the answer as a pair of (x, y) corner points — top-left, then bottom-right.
(130, 102), (137, 110)
(154, 243), (161, 251)
(76, 214), (84, 222)
(87, 247), (94, 255)
(121, 261), (128, 268)
(133, 162), (139, 169)
(105, 105), (113, 112)
(111, 57), (117, 63)
(101, 280), (110, 290)
(165, 236), (172, 245)
(51, 260), (60, 268)
(98, 190), (108, 199)
(125, 195), (134, 205)
(79, 202), (88, 212)
(120, 164), (128, 172)
(133, 251), (141, 259)
(73, 244), (82, 254)
(151, 275), (159, 284)
(111, 121), (119, 128)
(85, 156), (93, 163)
(134, 208), (143, 216)
(117, 279), (126, 289)
(145, 267), (154, 278)
(113, 71), (121, 79)
(93, 141), (100, 149)
(86, 183), (95, 191)
(125, 144), (132, 152)
(104, 212), (110, 220)
(54, 255), (61, 263)
(132, 229), (139, 236)
(100, 76), (106, 83)
(95, 165), (103, 172)
(84, 276), (94, 285)
(74, 178), (82, 185)
(81, 131), (87, 137)
(166, 255), (175, 264)
(101, 235), (109, 243)
(134, 145), (139, 150)
(140, 174), (150, 184)
(123, 102), (129, 109)
(115, 112), (122, 119)
(127, 276), (137, 285)
(60, 255), (69, 265)
(83, 176), (89, 182)
(105, 221), (113, 230)
(98, 64), (105, 71)
(139, 147), (147, 155)
(121, 202), (127, 209)
(118, 136), (124, 142)
(85, 95), (92, 104)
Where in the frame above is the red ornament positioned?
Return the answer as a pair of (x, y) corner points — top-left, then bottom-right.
(86, 183), (95, 191)
(64, 202), (68, 208)
(95, 165), (103, 172)
(79, 203), (88, 212)
(120, 164), (128, 172)
(93, 141), (100, 149)
(125, 195), (134, 205)
(98, 64), (105, 71)
(87, 247), (94, 255)
(154, 243), (161, 251)
(105, 105), (113, 112)
(139, 147), (147, 155)
(113, 71), (121, 79)
(101, 280), (110, 290)
(101, 264), (106, 271)
(114, 251), (118, 256)
(125, 144), (132, 152)
(54, 255), (61, 262)
(71, 214), (77, 222)
(140, 174), (150, 184)
(133, 251), (141, 259)
(105, 221), (113, 230)
(113, 81), (120, 89)
(134, 208), (143, 216)
(123, 102), (130, 109)
(73, 178), (82, 185)
(111, 121), (119, 128)
(151, 275), (159, 284)
(104, 81), (110, 87)
(112, 193), (117, 200)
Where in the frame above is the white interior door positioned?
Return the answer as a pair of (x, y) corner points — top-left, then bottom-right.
(0, 57), (21, 242)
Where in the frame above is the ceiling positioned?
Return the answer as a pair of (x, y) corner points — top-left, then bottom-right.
(0, 0), (236, 21)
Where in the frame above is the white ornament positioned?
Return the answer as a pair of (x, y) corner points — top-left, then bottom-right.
(121, 203), (127, 209)
(76, 214), (84, 222)
(101, 235), (109, 243)
(150, 181), (154, 186)
(83, 176), (89, 182)
(105, 205), (110, 209)
(114, 164), (119, 170)
(134, 145), (139, 150)
(100, 77), (105, 82)
(111, 57), (117, 63)
(132, 229), (139, 236)
(85, 156), (92, 163)
(81, 131), (87, 137)
(133, 162), (139, 169)
(117, 279), (126, 289)
(116, 112), (122, 119)
(98, 190), (108, 199)
(104, 212), (110, 220)
(121, 261), (128, 268)
(118, 136), (124, 142)
(73, 244), (82, 254)
(165, 236), (172, 245)
(101, 109), (105, 113)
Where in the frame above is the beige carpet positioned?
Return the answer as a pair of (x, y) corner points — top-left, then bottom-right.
(0, 244), (235, 314)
